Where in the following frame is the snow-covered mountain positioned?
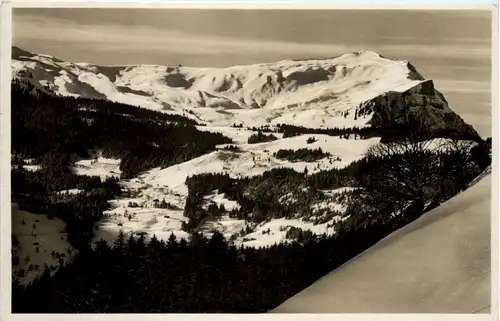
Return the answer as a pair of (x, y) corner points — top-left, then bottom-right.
(10, 44), (492, 312)
(11, 46), (478, 138)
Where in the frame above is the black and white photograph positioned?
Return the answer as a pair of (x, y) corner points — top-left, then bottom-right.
(3, 4), (497, 315)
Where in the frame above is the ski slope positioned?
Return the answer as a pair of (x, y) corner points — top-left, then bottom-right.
(272, 172), (492, 313)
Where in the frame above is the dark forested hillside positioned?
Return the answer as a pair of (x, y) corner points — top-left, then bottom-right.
(181, 137), (490, 233)
(11, 79), (231, 178)
(9, 211), (442, 313)
(11, 80), (231, 250)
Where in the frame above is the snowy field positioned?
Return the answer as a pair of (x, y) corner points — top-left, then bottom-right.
(11, 203), (75, 285)
(72, 157), (122, 180)
(22, 164), (41, 172)
(233, 217), (345, 249)
(77, 132), (376, 247)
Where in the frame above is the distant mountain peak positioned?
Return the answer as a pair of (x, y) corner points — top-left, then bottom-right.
(12, 46), (35, 59)
(11, 47), (480, 140)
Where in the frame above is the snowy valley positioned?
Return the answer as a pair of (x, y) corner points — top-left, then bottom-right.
(11, 47), (490, 309)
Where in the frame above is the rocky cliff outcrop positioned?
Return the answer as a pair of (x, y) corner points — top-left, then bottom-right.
(360, 80), (480, 140)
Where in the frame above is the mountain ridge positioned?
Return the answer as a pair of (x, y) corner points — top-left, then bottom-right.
(11, 46), (479, 140)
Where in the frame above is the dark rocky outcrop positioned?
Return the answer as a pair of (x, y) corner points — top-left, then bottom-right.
(363, 80), (481, 140)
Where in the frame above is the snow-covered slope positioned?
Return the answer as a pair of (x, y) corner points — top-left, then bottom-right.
(90, 132), (376, 247)
(11, 203), (75, 285)
(11, 46), (478, 138)
(272, 172), (491, 313)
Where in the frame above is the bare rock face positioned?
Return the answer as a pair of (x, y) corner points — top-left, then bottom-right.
(363, 80), (480, 140)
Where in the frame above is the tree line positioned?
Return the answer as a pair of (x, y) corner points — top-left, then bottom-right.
(243, 121), (481, 143)
(274, 148), (331, 162)
(247, 132), (278, 144)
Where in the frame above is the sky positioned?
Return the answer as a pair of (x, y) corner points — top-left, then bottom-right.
(12, 9), (493, 136)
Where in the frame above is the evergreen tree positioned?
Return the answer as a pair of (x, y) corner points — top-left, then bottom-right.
(114, 230), (126, 250)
